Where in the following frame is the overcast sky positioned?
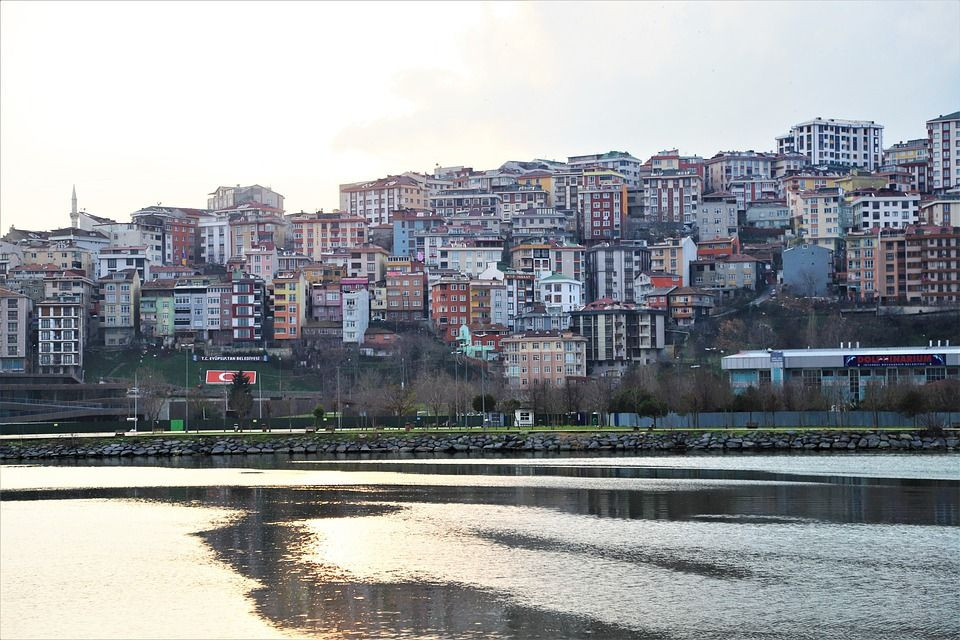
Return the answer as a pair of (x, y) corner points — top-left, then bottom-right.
(1, 1), (958, 231)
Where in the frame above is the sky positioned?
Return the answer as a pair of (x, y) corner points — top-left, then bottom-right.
(1, 1), (958, 231)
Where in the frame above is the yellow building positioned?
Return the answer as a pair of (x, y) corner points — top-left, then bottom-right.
(22, 243), (97, 277)
(272, 271), (306, 340)
(835, 172), (888, 198)
(782, 173), (841, 212)
(793, 188), (844, 251)
(515, 171), (555, 206)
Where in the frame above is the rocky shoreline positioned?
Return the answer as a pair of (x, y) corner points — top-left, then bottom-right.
(0, 430), (957, 461)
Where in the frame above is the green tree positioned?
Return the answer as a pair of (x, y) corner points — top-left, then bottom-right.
(472, 394), (496, 413)
(312, 404), (325, 429)
(229, 371), (253, 428)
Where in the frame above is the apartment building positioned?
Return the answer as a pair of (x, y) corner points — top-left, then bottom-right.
(140, 279), (176, 345)
(208, 184), (284, 212)
(0, 288), (32, 373)
(567, 151), (645, 189)
(508, 241), (584, 280)
(649, 236), (697, 286)
(392, 212), (443, 258)
(570, 300), (665, 375)
(728, 176), (778, 211)
(577, 169), (626, 243)
(502, 330), (587, 388)
(510, 208), (571, 242)
(98, 246), (151, 281)
(342, 288), (370, 344)
(95, 221), (164, 267)
(884, 138), (929, 167)
(37, 295), (84, 378)
(846, 225), (960, 304)
(429, 189), (503, 219)
(494, 185), (549, 221)
(921, 194), (960, 226)
(704, 151), (774, 193)
(99, 269), (140, 347)
(21, 242), (97, 278)
(927, 111), (960, 192)
(227, 209), (288, 257)
(697, 192), (739, 241)
(230, 274), (266, 344)
(585, 243), (651, 303)
(536, 273), (583, 314)
(849, 189), (920, 231)
(198, 214), (231, 265)
(431, 242), (503, 278)
(793, 188), (844, 251)
(469, 280), (508, 327)
(666, 288), (715, 327)
(385, 270), (426, 322)
(777, 118), (883, 170)
(689, 255), (760, 294)
(430, 277), (472, 342)
(272, 271), (306, 341)
(291, 211), (368, 259)
(745, 200), (791, 230)
(641, 169), (702, 224)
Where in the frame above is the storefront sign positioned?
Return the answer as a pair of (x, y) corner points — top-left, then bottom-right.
(194, 354), (268, 362)
(843, 353), (945, 368)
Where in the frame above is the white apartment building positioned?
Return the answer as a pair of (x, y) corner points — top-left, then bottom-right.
(339, 175), (425, 225)
(0, 288), (32, 373)
(777, 118), (883, 170)
(37, 296), (84, 378)
(567, 151), (645, 189)
(927, 111), (960, 192)
(536, 273), (583, 314)
(342, 288), (369, 344)
(433, 244), (504, 278)
(98, 246), (151, 282)
(198, 214), (232, 265)
(94, 222), (164, 267)
(850, 190), (920, 231)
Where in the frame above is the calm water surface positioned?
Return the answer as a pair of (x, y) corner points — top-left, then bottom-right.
(1, 453), (958, 639)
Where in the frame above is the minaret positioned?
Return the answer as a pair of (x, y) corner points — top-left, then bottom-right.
(70, 185), (79, 228)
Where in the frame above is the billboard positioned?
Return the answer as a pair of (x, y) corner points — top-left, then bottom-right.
(194, 354), (268, 363)
(843, 353), (945, 368)
(205, 370), (258, 385)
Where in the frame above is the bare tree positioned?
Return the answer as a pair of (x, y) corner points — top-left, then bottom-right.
(137, 368), (170, 429)
(414, 371), (454, 427)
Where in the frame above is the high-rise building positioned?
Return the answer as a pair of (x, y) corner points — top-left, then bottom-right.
(777, 118), (883, 170)
(927, 111), (960, 192)
(0, 288), (32, 373)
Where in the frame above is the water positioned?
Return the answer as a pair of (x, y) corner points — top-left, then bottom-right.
(1, 454), (958, 639)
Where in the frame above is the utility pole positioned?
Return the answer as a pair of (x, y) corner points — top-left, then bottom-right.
(336, 365), (342, 431)
(133, 370), (139, 434)
(184, 346), (189, 433)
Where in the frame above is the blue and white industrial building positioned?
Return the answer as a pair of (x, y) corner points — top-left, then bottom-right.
(721, 342), (960, 400)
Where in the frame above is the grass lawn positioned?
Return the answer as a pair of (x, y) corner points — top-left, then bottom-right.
(84, 348), (328, 392)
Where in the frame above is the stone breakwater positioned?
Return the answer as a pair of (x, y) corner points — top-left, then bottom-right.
(0, 430), (957, 461)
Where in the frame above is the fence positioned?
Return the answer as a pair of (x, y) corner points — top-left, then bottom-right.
(608, 410), (960, 430)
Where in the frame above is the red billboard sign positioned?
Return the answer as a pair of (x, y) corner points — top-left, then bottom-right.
(205, 370), (258, 385)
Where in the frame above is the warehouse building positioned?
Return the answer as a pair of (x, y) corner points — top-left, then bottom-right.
(721, 342), (959, 401)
